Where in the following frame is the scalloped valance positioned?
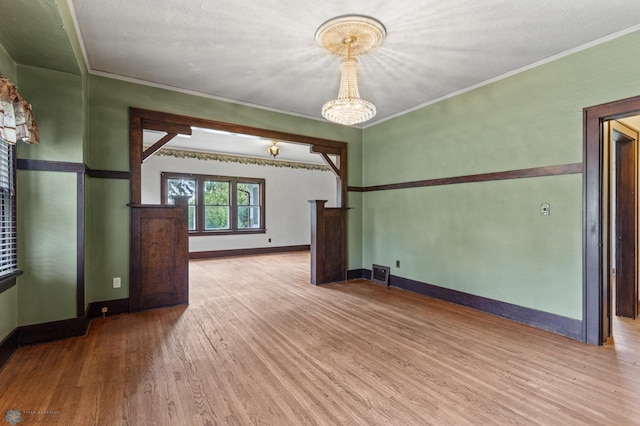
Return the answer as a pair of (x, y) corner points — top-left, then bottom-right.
(0, 74), (39, 144)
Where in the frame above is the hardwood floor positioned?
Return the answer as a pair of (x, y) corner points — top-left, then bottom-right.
(1, 251), (639, 425)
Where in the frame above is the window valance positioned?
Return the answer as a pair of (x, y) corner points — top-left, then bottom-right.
(0, 74), (39, 145)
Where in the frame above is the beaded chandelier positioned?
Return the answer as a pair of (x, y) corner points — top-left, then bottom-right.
(315, 15), (386, 126)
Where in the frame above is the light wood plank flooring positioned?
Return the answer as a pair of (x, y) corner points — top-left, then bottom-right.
(1, 252), (639, 425)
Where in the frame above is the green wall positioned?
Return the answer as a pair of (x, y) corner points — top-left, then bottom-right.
(17, 171), (77, 325)
(15, 66), (84, 326)
(86, 75), (363, 302)
(362, 29), (640, 320)
(0, 286), (17, 341)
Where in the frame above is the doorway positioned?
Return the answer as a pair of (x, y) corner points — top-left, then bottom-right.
(128, 108), (349, 311)
(603, 120), (639, 343)
(584, 96), (640, 345)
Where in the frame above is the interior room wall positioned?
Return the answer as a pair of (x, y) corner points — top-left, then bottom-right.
(362, 29), (640, 321)
(15, 65), (84, 326)
(141, 154), (337, 252)
(87, 74), (363, 303)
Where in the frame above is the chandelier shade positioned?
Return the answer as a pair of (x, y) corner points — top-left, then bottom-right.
(316, 15), (386, 126)
(321, 57), (376, 125)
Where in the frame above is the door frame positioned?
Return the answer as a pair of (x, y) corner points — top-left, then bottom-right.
(611, 123), (638, 319)
(128, 108), (350, 300)
(129, 108), (349, 206)
(584, 95), (640, 344)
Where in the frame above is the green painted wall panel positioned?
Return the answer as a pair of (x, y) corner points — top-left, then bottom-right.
(347, 192), (363, 270)
(87, 178), (130, 303)
(0, 0), (79, 75)
(16, 66), (83, 163)
(363, 174), (582, 319)
(0, 40), (17, 81)
(363, 30), (640, 187)
(362, 29), (640, 319)
(0, 286), (18, 343)
(17, 171), (77, 326)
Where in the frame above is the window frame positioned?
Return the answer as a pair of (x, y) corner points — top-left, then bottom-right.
(161, 172), (266, 236)
(0, 139), (21, 291)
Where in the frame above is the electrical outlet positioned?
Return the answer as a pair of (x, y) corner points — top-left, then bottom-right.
(268, 238), (272, 243)
(396, 260), (400, 268)
(113, 277), (121, 288)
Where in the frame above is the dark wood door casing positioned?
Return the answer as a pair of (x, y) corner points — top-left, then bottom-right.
(584, 95), (640, 345)
(614, 135), (638, 318)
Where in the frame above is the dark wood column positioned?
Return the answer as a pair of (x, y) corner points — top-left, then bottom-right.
(309, 200), (347, 285)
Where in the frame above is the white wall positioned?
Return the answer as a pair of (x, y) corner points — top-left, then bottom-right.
(142, 153), (337, 253)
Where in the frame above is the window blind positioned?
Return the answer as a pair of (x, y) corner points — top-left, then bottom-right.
(0, 139), (17, 277)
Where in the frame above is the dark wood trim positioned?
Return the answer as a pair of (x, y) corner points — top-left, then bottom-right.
(141, 119), (192, 136)
(86, 168), (130, 179)
(18, 317), (89, 346)
(129, 108), (350, 293)
(583, 94), (640, 345)
(17, 159), (85, 173)
(130, 107), (348, 208)
(320, 152), (340, 178)
(347, 268), (370, 280)
(0, 328), (18, 369)
(143, 132), (177, 161)
(348, 163), (583, 193)
(311, 145), (343, 156)
(357, 271), (582, 340)
(188, 229), (266, 237)
(76, 173), (85, 317)
(127, 203), (179, 209)
(131, 108), (347, 149)
(86, 298), (130, 318)
(160, 171), (266, 234)
(130, 110), (144, 204)
(17, 159), (130, 180)
(0, 270), (22, 294)
(190, 245), (310, 259)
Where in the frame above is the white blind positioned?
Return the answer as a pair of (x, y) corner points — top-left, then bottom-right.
(0, 139), (17, 276)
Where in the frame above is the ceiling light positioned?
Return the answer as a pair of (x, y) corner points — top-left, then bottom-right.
(268, 141), (280, 158)
(315, 15), (386, 126)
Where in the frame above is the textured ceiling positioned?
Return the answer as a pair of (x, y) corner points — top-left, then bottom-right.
(68, 0), (640, 127)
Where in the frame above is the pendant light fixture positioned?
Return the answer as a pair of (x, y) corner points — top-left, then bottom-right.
(267, 140), (280, 158)
(315, 15), (386, 126)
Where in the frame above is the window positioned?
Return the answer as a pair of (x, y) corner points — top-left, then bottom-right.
(0, 139), (18, 279)
(161, 172), (265, 235)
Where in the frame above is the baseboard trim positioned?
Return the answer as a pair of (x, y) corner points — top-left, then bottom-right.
(357, 271), (583, 340)
(347, 269), (370, 280)
(18, 317), (90, 346)
(0, 328), (19, 369)
(86, 298), (130, 318)
(190, 245), (310, 259)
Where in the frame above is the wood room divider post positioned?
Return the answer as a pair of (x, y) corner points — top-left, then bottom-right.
(309, 200), (347, 285)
